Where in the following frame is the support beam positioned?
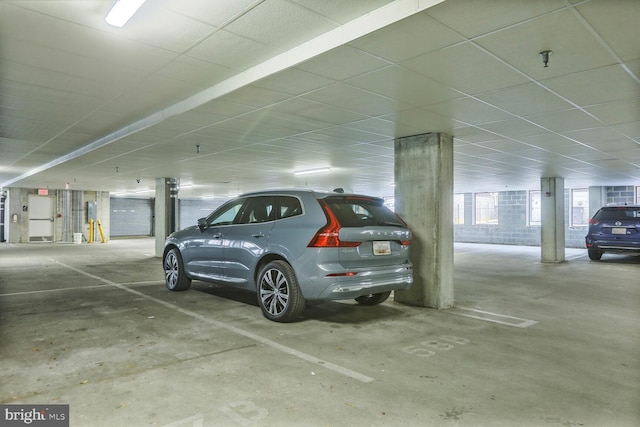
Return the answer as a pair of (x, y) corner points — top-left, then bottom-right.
(588, 186), (607, 219)
(540, 177), (565, 263)
(154, 178), (179, 257)
(393, 133), (454, 309)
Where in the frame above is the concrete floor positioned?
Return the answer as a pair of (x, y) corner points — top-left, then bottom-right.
(0, 239), (638, 427)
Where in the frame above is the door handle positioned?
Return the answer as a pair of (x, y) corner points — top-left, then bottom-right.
(211, 233), (222, 239)
(252, 232), (265, 238)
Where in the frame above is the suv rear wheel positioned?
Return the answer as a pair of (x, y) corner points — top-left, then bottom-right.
(588, 249), (603, 261)
(258, 260), (305, 322)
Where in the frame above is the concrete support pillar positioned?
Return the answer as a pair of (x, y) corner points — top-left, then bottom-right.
(393, 133), (454, 309)
(0, 191), (6, 242)
(588, 186), (607, 219)
(540, 177), (565, 263)
(72, 190), (84, 235)
(154, 178), (179, 257)
(61, 190), (72, 243)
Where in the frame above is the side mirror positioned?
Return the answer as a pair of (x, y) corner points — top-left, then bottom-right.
(197, 217), (207, 232)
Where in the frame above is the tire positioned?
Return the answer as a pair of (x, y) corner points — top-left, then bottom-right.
(355, 291), (391, 306)
(164, 247), (191, 291)
(257, 260), (305, 323)
(587, 249), (602, 261)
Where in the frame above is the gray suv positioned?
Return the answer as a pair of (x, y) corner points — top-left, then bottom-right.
(163, 189), (413, 322)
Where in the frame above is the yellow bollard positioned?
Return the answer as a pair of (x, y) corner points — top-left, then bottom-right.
(89, 219), (94, 243)
(98, 220), (106, 243)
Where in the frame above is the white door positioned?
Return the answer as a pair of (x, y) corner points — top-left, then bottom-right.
(28, 195), (54, 242)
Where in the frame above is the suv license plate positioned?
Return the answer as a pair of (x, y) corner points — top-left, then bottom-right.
(373, 241), (391, 256)
(612, 227), (627, 235)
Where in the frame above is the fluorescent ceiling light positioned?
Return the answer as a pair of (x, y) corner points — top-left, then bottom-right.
(294, 167), (331, 175)
(105, 0), (146, 27)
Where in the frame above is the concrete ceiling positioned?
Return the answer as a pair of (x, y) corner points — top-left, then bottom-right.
(1, 0), (639, 200)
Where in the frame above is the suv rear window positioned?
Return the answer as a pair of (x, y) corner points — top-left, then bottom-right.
(324, 196), (404, 227)
(595, 207), (640, 221)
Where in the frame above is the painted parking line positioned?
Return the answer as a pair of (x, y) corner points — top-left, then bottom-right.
(450, 307), (538, 328)
(0, 283), (113, 297)
(565, 252), (587, 261)
(48, 258), (375, 383)
(0, 281), (165, 297)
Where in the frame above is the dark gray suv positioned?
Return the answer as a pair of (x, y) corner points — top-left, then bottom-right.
(585, 205), (640, 260)
(163, 189), (413, 322)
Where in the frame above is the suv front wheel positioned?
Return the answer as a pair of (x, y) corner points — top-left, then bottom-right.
(164, 247), (191, 291)
(258, 260), (305, 322)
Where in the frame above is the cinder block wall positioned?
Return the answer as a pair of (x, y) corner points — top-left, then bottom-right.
(454, 185), (637, 249)
(607, 186), (636, 204)
(454, 191), (540, 246)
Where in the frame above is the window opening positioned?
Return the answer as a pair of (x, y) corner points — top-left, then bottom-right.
(454, 193), (464, 225)
(475, 192), (498, 225)
(571, 188), (589, 226)
(529, 190), (541, 226)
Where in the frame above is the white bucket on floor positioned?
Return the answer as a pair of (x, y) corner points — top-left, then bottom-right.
(73, 233), (82, 244)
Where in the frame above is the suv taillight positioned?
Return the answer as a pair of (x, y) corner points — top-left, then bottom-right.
(308, 200), (361, 248)
(589, 218), (599, 225)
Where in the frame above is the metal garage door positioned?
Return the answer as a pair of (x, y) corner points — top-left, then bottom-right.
(179, 199), (218, 230)
(110, 198), (153, 237)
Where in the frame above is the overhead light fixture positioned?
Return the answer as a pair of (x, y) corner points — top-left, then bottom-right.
(105, 0), (146, 28)
(294, 167), (331, 175)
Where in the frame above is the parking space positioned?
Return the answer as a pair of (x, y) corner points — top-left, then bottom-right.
(1, 239), (638, 426)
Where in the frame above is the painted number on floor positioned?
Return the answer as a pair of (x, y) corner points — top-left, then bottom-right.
(219, 401), (268, 426)
(401, 335), (470, 358)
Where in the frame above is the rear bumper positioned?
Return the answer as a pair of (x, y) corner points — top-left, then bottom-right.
(317, 270), (413, 300)
(590, 245), (640, 254)
(586, 237), (640, 253)
(293, 247), (413, 300)
(299, 263), (413, 300)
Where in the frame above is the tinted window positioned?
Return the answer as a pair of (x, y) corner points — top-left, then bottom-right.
(278, 196), (302, 219)
(207, 198), (245, 226)
(324, 196), (405, 227)
(595, 208), (640, 221)
(237, 196), (276, 224)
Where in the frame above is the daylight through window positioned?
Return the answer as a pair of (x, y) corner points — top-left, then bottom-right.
(475, 192), (498, 225)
